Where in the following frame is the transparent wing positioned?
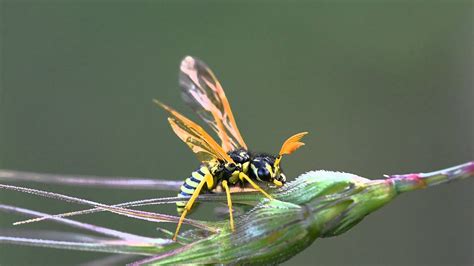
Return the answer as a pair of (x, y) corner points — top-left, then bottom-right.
(179, 56), (247, 152)
(155, 100), (233, 163)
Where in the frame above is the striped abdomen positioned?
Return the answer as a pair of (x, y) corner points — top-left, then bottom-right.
(176, 167), (209, 214)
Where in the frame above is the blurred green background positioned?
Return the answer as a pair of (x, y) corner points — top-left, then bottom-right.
(1, 1), (473, 265)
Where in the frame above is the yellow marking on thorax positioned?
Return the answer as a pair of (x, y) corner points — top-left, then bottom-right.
(242, 161), (250, 173)
(229, 170), (240, 184)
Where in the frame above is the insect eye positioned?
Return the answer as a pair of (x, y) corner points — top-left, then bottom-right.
(257, 168), (270, 178)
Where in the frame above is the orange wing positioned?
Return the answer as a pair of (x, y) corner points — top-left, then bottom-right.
(155, 100), (233, 163)
(179, 56), (247, 152)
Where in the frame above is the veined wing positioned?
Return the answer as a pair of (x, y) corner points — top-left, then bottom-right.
(155, 100), (233, 163)
(179, 56), (247, 152)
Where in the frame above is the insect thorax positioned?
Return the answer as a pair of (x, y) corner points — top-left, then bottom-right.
(228, 149), (282, 182)
(228, 148), (251, 165)
(202, 149), (284, 187)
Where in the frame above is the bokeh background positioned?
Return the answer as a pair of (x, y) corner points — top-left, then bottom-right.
(1, 1), (473, 265)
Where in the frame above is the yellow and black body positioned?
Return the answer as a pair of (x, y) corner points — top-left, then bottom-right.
(176, 149), (287, 215)
(173, 148), (292, 238)
(156, 56), (308, 240)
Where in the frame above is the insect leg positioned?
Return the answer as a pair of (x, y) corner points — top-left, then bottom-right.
(173, 172), (213, 241)
(238, 172), (273, 200)
(221, 180), (234, 231)
(273, 179), (283, 187)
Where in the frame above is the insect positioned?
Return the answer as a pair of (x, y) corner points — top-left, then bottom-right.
(156, 56), (308, 241)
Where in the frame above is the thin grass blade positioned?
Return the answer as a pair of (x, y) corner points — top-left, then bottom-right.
(0, 169), (182, 190)
(0, 204), (167, 244)
(0, 183), (215, 231)
(0, 236), (160, 255)
(14, 191), (260, 226)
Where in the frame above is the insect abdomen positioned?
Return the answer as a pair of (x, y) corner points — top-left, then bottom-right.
(176, 168), (207, 214)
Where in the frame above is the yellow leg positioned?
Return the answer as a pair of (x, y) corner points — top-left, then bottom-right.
(173, 209), (188, 241)
(221, 180), (235, 231)
(273, 179), (283, 187)
(239, 172), (273, 200)
(173, 173), (213, 241)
